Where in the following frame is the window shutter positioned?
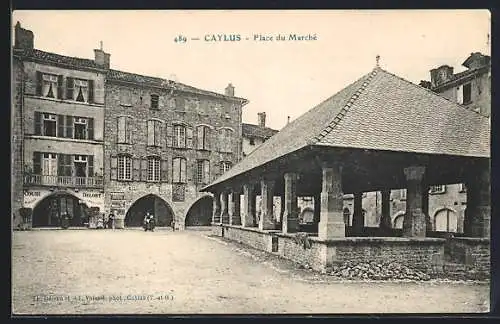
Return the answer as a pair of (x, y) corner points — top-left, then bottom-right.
(110, 155), (118, 180)
(155, 121), (161, 146)
(33, 152), (42, 174)
(204, 160), (210, 184)
(88, 155), (94, 177)
(147, 120), (154, 146)
(140, 158), (148, 181)
(181, 159), (187, 183)
(126, 117), (132, 144)
(206, 128), (212, 150)
(57, 154), (65, 177)
(172, 158), (180, 182)
(214, 161), (221, 181)
(66, 154), (73, 177)
(196, 126), (203, 150)
(193, 161), (199, 184)
(166, 124), (173, 147)
(57, 75), (64, 99)
(87, 118), (94, 140)
(88, 79), (94, 103)
(186, 126), (193, 149)
(36, 71), (43, 96)
(133, 158), (141, 181)
(161, 159), (168, 182)
(58, 115), (65, 138)
(66, 77), (74, 100)
(65, 116), (73, 138)
(34, 112), (42, 135)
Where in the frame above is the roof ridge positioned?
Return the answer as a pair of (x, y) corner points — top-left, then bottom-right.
(378, 67), (488, 118)
(309, 68), (379, 145)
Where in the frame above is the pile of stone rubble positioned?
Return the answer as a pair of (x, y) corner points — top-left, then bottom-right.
(326, 261), (432, 281)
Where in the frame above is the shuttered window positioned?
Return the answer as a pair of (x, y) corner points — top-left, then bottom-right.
(172, 157), (186, 183)
(117, 155), (132, 181)
(147, 156), (161, 182)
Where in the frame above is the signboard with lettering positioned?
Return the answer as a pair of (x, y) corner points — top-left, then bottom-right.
(23, 190), (51, 208)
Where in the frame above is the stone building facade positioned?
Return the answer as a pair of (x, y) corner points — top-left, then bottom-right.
(104, 69), (248, 229)
(12, 22), (107, 229)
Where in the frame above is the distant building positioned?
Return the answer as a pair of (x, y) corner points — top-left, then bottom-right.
(241, 112), (278, 157)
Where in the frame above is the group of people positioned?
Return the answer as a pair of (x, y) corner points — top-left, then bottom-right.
(143, 212), (176, 232)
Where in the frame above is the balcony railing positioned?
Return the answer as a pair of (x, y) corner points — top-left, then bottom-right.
(24, 174), (104, 188)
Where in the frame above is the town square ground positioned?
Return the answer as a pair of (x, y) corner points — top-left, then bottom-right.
(12, 228), (489, 315)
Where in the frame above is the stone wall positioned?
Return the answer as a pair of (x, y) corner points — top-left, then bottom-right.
(12, 57), (24, 228)
(445, 237), (490, 274)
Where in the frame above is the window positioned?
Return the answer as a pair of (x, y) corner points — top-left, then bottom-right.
(220, 161), (232, 174)
(463, 83), (472, 104)
(197, 125), (211, 150)
(219, 128), (234, 153)
(196, 160), (210, 184)
(74, 155), (88, 178)
(74, 118), (88, 140)
(117, 155), (132, 181)
(400, 189), (407, 200)
(41, 73), (59, 98)
(173, 125), (186, 148)
(117, 116), (131, 143)
(150, 94), (159, 110)
(429, 185), (446, 194)
(172, 157), (187, 183)
(42, 113), (57, 137)
(147, 156), (161, 182)
(42, 153), (58, 176)
(147, 120), (161, 146)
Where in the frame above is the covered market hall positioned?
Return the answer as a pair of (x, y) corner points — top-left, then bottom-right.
(202, 67), (490, 275)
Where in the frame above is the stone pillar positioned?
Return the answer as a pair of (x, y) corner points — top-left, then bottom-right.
(212, 192), (221, 224)
(351, 192), (364, 235)
(282, 173), (299, 233)
(403, 166), (427, 237)
(241, 183), (255, 227)
(229, 191), (241, 225)
(259, 179), (276, 230)
(220, 192), (229, 224)
(465, 165), (490, 238)
(380, 189), (392, 233)
(422, 185), (431, 231)
(313, 193), (321, 224)
(318, 163), (345, 239)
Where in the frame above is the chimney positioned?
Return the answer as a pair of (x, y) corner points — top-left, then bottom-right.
(430, 65), (454, 88)
(257, 112), (266, 128)
(94, 42), (111, 69)
(462, 52), (491, 70)
(225, 83), (235, 97)
(14, 22), (34, 50)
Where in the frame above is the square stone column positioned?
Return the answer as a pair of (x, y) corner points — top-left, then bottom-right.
(242, 183), (256, 227)
(259, 179), (276, 230)
(229, 191), (241, 225)
(220, 192), (229, 224)
(380, 189), (392, 233)
(282, 173), (299, 233)
(465, 165), (490, 238)
(403, 166), (427, 237)
(351, 192), (364, 235)
(212, 192), (221, 224)
(422, 185), (431, 231)
(318, 163), (345, 239)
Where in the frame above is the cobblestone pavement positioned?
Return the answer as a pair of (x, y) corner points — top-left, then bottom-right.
(12, 228), (490, 315)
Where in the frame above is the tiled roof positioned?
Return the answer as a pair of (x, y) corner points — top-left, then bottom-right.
(13, 48), (102, 70)
(242, 123), (279, 139)
(205, 68), (490, 189)
(108, 69), (248, 103)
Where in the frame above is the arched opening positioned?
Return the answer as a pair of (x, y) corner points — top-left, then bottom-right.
(393, 214), (405, 229)
(33, 192), (90, 227)
(434, 208), (458, 232)
(125, 194), (174, 227)
(300, 207), (314, 224)
(185, 195), (213, 227)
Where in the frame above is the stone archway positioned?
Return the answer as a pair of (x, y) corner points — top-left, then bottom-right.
(32, 192), (89, 227)
(434, 208), (458, 233)
(185, 195), (213, 227)
(125, 194), (174, 227)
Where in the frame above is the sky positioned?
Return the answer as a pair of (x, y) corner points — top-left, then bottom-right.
(12, 10), (490, 130)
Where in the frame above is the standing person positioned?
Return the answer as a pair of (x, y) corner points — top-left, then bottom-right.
(108, 212), (115, 230)
(171, 218), (176, 232)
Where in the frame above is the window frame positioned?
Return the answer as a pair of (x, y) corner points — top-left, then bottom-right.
(172, 157), (187, 183)
(173, 124), (187, 148)
(42, 113), (57, 137)
(117, 155), (132, 181)
(147, 156), (161, 182)
(429, 185), (446, 194)
(150, 94), (160, 110)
